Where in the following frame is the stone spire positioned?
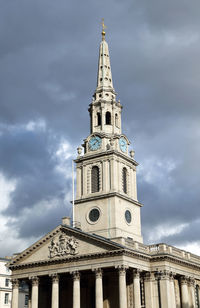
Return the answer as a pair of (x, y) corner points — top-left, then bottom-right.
(94, 19), (116, 101)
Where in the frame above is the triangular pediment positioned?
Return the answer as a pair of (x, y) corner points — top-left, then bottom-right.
(9, 225), (123, 267)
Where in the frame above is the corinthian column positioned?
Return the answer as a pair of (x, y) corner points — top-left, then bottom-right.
(11, 279), (19, 308)
(51, 274), (59, 308)
(144, 272), (154, 308)
(31, 277), (39, 308)
(95, 269), (103, 308)
(73, 271), (80, 308)
(169, 273), (176, 308)
(188, 278), (195, 308)
(159, 271), (171, 308)
(118, 266), (127, 308)
(133, 269), (141, 308)
(180, 276), (189, 308)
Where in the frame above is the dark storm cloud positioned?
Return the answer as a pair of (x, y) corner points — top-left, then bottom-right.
(0, 125), (72, 239)
(0, 0), (200, 255)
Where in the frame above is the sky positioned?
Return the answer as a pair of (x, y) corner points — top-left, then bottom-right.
(0, 0), (200, 257)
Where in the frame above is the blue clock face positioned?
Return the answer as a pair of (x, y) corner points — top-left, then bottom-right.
(89, 136), (102, 151)
(119, 137), (127, 152)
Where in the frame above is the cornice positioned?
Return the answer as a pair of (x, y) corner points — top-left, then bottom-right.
(150, 253), (200, 271)
(74, 192), (143, 207)
(9, 249), (125, 270)
(74, 149), (138, 166)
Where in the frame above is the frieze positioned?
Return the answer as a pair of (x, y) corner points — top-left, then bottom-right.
(48, 233), (78, 258)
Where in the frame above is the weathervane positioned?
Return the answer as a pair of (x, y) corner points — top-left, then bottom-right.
(101, 18), (107, 40)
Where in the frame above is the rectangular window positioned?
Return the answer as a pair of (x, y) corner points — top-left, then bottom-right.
(5, 278), (9, 287)
(25, 294), (29, 306)
(4, 293), (9, 304)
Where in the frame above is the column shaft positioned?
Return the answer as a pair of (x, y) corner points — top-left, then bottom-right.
(188, 279), (196, 308)
(119, 267), (127, 308)
(73, 272), (80, 308)
(31, 277), (39, 308)
(95, 269), (103, 308)
(11, 279), (19, 308)
(133, 270), (141, 308)
(144, 273), (154, 308)
(159, 271), (171, 308)
(181, 277), (189, 308)
(51, 274), (59, 308)
(169, 275), (176, 308)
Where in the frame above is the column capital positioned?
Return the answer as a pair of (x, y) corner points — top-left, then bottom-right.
(94, 268), (103, 278)
(30, 276), (39, 286)
(155, 270), (170, 280)
(72, 271), (80, 281)
(11, 278), (19, 288)
(50, 273), (59, 283)
(188, 277), (195, 286)
(133, 268), (141, 279)
(144, 271), (155, 282)
(117, 265), (128, 276)
(180, 275), (189, 285)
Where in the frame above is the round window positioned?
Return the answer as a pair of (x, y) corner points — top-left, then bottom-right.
(89, 208), (100, 222)
(125, 210), (132, 224)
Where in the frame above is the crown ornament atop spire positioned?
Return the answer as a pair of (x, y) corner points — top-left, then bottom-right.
(101, 18), (107, 41)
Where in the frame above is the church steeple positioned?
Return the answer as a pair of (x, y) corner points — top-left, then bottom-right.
(94, 20), (116, 102)
(74, 23), (143, 244)
(89, 22), (122, 135)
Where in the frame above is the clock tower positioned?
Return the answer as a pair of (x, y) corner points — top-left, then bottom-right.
(74, 25), (143, 243)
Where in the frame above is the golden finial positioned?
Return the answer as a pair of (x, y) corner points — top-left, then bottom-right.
(101, 18), (107, 40)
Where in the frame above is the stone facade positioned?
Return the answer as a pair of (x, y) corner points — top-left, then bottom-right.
(8, 27), (200, 308)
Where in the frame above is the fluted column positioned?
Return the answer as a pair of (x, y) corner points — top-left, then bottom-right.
(180, 276), (189, 308)
(95, 269), (103, 308)
(73, 271), (80, 308)
(118, 266), (127, 308)
(11, 279), (19, 308)
(31, 277), (39, 308)
(188, 278), (195, 308)
(144, 272), (154, 308)
(159, 271), (171, 308)
(169, 273), (176, 308)
(51, 274), (59, 308)
(133, 269), (141, 308)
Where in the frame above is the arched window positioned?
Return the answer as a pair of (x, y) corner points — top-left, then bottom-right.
(97, 112), (101, 126)
(115, 113), (119, 127)
(106, 111), (111, 125)
(122, 167), (127, 194)
(91, 166), (100, 193)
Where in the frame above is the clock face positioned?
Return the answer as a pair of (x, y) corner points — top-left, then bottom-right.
(119, 137), (127, 152)
(89, 136), (102, 151)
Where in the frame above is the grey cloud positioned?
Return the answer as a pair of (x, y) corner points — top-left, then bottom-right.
(0, 0), (200, 255)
